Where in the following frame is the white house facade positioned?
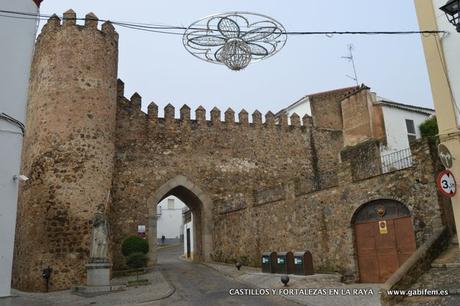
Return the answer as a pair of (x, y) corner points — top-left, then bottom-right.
(378, 99), (435, 155)
(156, 196), (186, 240)
(0, 0), (41, 297)
(183, 209), (194, 259)
(277, 96), (312, 123)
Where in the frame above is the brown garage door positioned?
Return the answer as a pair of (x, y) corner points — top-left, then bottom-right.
(353, 201), (416, 283)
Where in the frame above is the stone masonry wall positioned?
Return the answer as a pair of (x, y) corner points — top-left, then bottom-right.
(212, 139), (446, 280)
(110, 83), (447, 279)
(13, 12), (118, 291)
(109, 83), (347, 269)
(309, 86), (361, 129)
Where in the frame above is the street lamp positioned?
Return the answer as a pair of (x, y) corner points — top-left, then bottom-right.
(440, 0), (460, 32)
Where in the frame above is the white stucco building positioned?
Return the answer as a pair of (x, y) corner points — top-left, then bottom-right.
(277, 95), (312, 122)
(156, 196), (186, 240)
(0, 0), (41, 297)
(430, 0), (460, 123)
(377, 99), (435, 154)
(183, 208), (194, 259)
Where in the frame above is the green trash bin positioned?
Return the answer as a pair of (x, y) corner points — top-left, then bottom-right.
(293, 251), (314, 275)
(261, 251), (277, 273)
(276, 251), (294, 274)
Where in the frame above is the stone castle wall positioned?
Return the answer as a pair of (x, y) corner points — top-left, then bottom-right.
(13, 11), (118, 291)
(212, 139), (447, 280)
(109, 83), (346, 269)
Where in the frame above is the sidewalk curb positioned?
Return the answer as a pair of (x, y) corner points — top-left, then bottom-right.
(135, 268), (176, 305)
(156, 243), (182, 251)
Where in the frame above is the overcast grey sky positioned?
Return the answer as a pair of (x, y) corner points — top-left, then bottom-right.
(38, 0), (434, 116)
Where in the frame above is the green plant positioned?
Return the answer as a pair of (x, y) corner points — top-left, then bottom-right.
(127, 279), (150, 287)
(419, 116), (438, 138)
(121, 236), (149, 256)
(126, 252), (149, 281)
(126, 252), (149, 269)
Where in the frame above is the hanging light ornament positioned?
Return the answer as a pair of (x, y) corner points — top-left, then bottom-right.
(183, 12), (287, 71)
(219, 38), (252, 70)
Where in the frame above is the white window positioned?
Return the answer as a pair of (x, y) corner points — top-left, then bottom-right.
(405, 119), (416, 143)
(167, 198), (175, 209)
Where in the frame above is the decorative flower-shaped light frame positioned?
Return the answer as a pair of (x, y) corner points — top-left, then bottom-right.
(183, 12), (287, 71)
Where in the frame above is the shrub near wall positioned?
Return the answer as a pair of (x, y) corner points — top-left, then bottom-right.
(121, 236), (149, 256)
(419, 116), (438, 138)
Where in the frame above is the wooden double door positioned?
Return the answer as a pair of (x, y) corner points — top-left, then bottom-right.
(354, 216), (416, 283)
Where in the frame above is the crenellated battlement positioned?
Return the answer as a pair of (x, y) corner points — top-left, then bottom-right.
(116, 79), (312, 131)
(40, 10), (118, 42)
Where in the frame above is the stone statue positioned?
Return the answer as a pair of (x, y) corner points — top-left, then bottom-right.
(90, 213), (108, 260)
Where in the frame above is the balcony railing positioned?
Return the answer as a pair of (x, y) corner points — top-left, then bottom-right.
(381, 148), (413, 174)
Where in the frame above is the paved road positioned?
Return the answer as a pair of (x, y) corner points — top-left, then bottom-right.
(146, 245), (299, 306)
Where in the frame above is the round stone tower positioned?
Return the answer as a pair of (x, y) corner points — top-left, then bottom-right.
(12, 10), (118, 291)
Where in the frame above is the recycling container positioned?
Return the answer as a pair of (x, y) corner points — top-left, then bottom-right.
(293, 251), (314, 275)
(261, 251), (277, 273)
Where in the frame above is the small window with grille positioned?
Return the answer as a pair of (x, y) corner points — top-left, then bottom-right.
(405, 119), (416, 143)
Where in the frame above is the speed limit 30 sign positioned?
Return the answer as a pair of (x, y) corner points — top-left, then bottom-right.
(437, 170), (457, 197)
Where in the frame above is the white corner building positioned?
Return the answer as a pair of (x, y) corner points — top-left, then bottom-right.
(0, 0), (41, 297)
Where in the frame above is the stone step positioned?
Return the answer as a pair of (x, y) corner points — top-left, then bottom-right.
(431, 240), (460, 268)
(431, 262), (460, 268)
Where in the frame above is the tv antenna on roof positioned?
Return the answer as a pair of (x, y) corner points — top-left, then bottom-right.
(341, 44), (359, 86)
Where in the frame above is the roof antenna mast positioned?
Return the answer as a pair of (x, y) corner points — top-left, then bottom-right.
(341, 44), (359, 86)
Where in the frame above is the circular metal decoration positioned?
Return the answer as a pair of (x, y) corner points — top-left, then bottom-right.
(183, 12), (287, 71)
(376, 205), (386, 218)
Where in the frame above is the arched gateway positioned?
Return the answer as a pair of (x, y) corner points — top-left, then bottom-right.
(352, 199), (417, 283)
(147, 176), (213, 263)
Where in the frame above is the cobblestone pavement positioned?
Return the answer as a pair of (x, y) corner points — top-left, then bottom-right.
(143, 245), (298, 306)
(395, 295), (460, 306)
(0, 267), (173, 306)
(205, 261), (382, 305)
(396, 242), (460, 306)
(0, 245), (297, 306)
(394, 266), (460, 306)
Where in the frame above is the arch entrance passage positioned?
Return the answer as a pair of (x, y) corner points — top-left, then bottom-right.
(352, 199), (416, 283)
(148, 176), (213, 264)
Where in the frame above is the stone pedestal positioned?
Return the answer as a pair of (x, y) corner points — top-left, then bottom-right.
(72, 259), (125, 296)
(86, 260), (112, 286)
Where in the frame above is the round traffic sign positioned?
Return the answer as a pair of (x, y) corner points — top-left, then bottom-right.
(436, 170), (457, 197)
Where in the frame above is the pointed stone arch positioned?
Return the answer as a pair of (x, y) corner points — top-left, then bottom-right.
(147, 175), (213, 264)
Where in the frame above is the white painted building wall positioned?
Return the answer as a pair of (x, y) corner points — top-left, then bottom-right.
(283, 97), (312, 121)
(433, 0), (460, 124)
(380, 104), (434, 155)
(156, 196), (185, 239)
(0, 0), (40, 297)
(183, 216), (194, 258)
